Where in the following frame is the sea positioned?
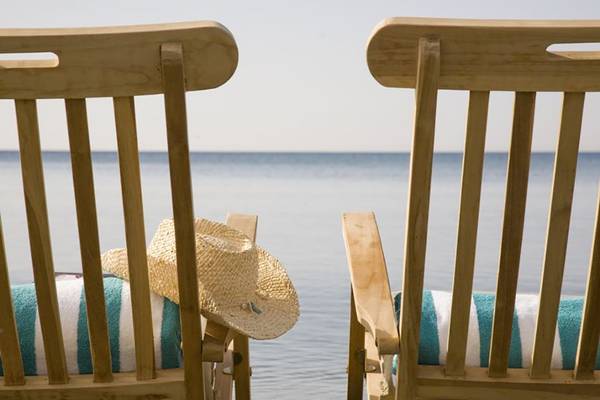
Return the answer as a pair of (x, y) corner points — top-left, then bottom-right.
(1, 151), (599, 398)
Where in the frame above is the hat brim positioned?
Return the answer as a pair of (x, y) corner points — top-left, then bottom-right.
(101, 247), (299, 340)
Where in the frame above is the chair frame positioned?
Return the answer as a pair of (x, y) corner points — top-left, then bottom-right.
(344, 17), (600, 399)
(0, 22), (253, 400)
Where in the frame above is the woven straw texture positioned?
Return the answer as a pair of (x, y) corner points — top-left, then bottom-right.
(102, 219), (299, 339)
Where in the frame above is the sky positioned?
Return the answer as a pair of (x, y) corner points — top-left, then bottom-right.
(0, 0), (599, 152)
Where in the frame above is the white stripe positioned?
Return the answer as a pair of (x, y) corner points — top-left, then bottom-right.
(515, 294), (562, 369)
(55, 279), (84, 374)
(119, 281), (136, 372)
(34, 279), (83, 375)
(34, 308), (46, 376)
(552, 326), (563, 369)
(465, 296), (481, 367)
(514, 293), (539, 368)
(431, 290), (452, 365)
(150, 292), (164, 369)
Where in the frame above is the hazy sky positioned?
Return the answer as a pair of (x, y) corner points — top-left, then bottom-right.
(0, 0), (599, 152)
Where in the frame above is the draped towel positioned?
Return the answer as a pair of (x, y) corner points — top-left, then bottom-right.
(393, 290), (600, 371)
(0, 277), (181, 376)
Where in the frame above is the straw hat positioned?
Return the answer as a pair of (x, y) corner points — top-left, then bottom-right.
(101, 218), (299, 339)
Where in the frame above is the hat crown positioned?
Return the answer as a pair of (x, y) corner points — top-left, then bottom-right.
(148, 219), (259, 308)
(102, 217), (299, 339)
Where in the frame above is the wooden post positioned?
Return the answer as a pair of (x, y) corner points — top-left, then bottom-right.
(161, 42), (204, 400)
(0, 216), (25, 385)
(65, 98), (113, 383)
(488, 92), (536, 377)
(574, 185), (600, 380)
(396, 37), (440, 400)
(15, 99), (68, 384)
(113, 96), (156, 380)
(446, 91), (489, 376)
(347, 289), (365, 400)
(531, 92), (584, 378)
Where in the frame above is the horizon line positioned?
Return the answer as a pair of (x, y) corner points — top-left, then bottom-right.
(1, 150), (600, 155)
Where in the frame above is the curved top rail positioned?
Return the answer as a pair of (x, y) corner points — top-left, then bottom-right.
(367, 17), (600, 91)
(0, 21), (238, 99)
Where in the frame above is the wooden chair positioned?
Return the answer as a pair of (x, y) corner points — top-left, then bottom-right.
(0, 22), (254, 400)
(344, 18), (600, 399)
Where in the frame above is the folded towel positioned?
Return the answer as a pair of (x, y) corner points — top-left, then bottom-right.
(0, 277), (181, 376)
(393, 290), (600, 371)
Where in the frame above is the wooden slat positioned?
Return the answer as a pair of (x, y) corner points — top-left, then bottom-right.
(161, 42), (204, 400)
(0, 369), (187, 399)
(488, 92), (536, 378)
(113, 96), (155, 380)
(3, 366), (592, 400)
(574, 186), (600, 380)
(213, 343), (234, 400)
(226, 213), (257, 400)
(446, 90), (490, 377)
(417, 365), (600, 400)
(367, 17), (600, 92)
(347, 288), (365, 400)
(15, 99), (68, 384)
(0, 216), (24, 386)
(342, 212), (398, 355)
(65, 98), (113, 383)
(397, 37), (440, 400)
(0, 22), (237, 99)
(531, 92), (584, 378)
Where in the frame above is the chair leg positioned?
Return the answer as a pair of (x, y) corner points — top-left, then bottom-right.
(203, 362), (215, 400)
(348, 288), (366, 400)
(233, 334), (251, 400)
(365, 333), (395, 400)
(214, 343), (235, 400)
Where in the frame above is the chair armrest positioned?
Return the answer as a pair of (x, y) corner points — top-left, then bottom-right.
(199, 213), (258, 364)
(226, 212), (255, 399)
(226, 213), (257, 241)
(202, 318), (234, 362)
(342, 212), (399, 355)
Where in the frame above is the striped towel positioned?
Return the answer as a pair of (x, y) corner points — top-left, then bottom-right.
(393, 290), (600, 370)
(0, 277), (181, 376)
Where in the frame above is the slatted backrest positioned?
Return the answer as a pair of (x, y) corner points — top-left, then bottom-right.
(367, 18), (600, 398)
(0, 22), (237, 400)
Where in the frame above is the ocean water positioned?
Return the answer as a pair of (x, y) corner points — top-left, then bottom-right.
(1, 151), (599, 398)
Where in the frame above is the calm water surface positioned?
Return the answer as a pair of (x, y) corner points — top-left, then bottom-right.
(1, 152), (599, 398)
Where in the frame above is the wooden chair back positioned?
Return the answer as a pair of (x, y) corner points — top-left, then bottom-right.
(0, 22), (237, 400)
(367, 18), (600, 398)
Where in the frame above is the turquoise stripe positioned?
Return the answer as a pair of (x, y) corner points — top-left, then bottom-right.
(392, 291), (440, 368)
(0, 284), (37, 376)
(474, 293), (494, 367)
(509, 308), (523, 368)
(12, 284), (38, 375)
(558, 297), (583, 369)
(160, 298), (182, 369)
(474, 293), (523, 368)
(419, 290), (440, 365)
(77, 286), (92, 373)
(596, 337), (600, 370)
(104, 277), (123, 372)
(78, 278), (124, 374)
